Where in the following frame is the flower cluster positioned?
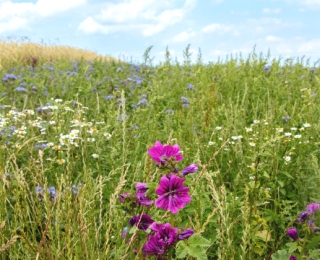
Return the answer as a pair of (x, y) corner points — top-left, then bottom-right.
(285, 202), (320, 259)
(120, 141), (197, 257)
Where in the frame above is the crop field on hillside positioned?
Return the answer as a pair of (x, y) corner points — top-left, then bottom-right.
(1, 45), (320, 259)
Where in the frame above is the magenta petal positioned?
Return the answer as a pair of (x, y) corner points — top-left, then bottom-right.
(148, 141), (164, 162)
(155, 175), (191, 214)
(175, 154), (183, 162)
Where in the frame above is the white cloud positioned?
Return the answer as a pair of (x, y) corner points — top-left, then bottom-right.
(78, 17), (146, 34)
(202, 23), (233, 33)
(262, 8), (281, 14)
(0, 17), (29, 33)
(36, 0), (86, 17)
(171, 28), (196, 43)
(298, 39), (320, 53)
(302, 0), (320, 6)
(78, 0), (197, 36)
(265, 35), (283, 42)
(0, 2), (35, 20)
(0, 0), (86, 33)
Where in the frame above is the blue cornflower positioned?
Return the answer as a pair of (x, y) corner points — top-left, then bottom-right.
(264, 65), (271, 72)
(15, 87), (27, 92)
(48, 186), (56, 202)
(186, 83), (194, 90)
(105, 95), (114, 101)
(2, 74), (18, 82)
(137, 98), (149, 106)
(181, 96), (190, 103)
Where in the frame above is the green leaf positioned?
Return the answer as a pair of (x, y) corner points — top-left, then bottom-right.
(175, 234), (211, 260)
(188, 234), (211, 248)
(306, 235), (320, 250)
(271, 249), (291, 260)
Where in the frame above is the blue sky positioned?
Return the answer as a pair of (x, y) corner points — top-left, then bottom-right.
(1, 0), (320, 64)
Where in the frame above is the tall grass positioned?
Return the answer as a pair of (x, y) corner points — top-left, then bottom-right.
(0, 38), (115, 71)
(0, 44), (320, 259)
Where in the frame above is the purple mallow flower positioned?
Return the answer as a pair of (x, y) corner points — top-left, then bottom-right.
(142, 222), (178, 256)
(297, 202), (320, 223)
(306, 202), (320, 215)
(142, 235), (166, 255)
(136, 182), (153, 206)
(286, 228), (298, 241)
(119, 192), (130, 203)
(181, 164), (198, 176)
(150, 222), (178, 246)
(148, 141), (183, 165)
(155, 174), (191, 214)
(178, 228), (194, 240)
(129, 214), (154, 231)
(289, 256), (297, 260)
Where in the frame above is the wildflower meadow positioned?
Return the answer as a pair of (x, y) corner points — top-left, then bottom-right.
(1, 43), (320, 259)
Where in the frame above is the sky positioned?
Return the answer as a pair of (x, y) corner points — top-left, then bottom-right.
(1, 0), (320, 65)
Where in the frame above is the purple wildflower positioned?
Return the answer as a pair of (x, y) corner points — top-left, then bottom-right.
(186, 83), (194, 90)
(181, 164), (198, 176)
(296, 211), (309, 222)
(289, 256), (297, 260)
(286, 228), (298, 241)
(148, 141), (183, 165)
(48, 186), (56, 202)
(155, 174), (191, 214)
(306, 202), (320, 215)
(119, 192), (130, 203)
(15, 86), (27, 92)
(136, 182), (153, 206)
(122, 227), (129, 238)
(178, 228), (194, 240)
(308, 219), (315, 228)
(129, 214), (154, 231)
(2, 74), (18, 82)
(142, 235), (166, 255)
(150, 222), (178, 246)
(264, 65), (271, 72)
(164, 109), (174, 114)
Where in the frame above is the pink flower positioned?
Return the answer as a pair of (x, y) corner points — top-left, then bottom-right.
(155, 174), (191, 214)
(148, 141), (183, 165)
(136, 182), (153, 206)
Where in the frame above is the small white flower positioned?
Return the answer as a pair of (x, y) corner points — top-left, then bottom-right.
(294, 134), (302, 139)
(104, 132), (112, 140)
(208, 141), (215, 146)
(87, 138), (96, 142)
(284, 132), (292, 137)
(92, 154), (99, 158)
(253, 120), (260, 124)
(303, 123), (311, 128)
(249, 176), (255, 180)
(249, 142), (256, 147)
(57, 159), (66, 164)
(215, 126), (223, 130)
(276, 128), (283, 133)
(54, 99), (63, 103)
(284, 156), (291, 163)
(290, 127), (297, 131)
(245, 127), (253, 132)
